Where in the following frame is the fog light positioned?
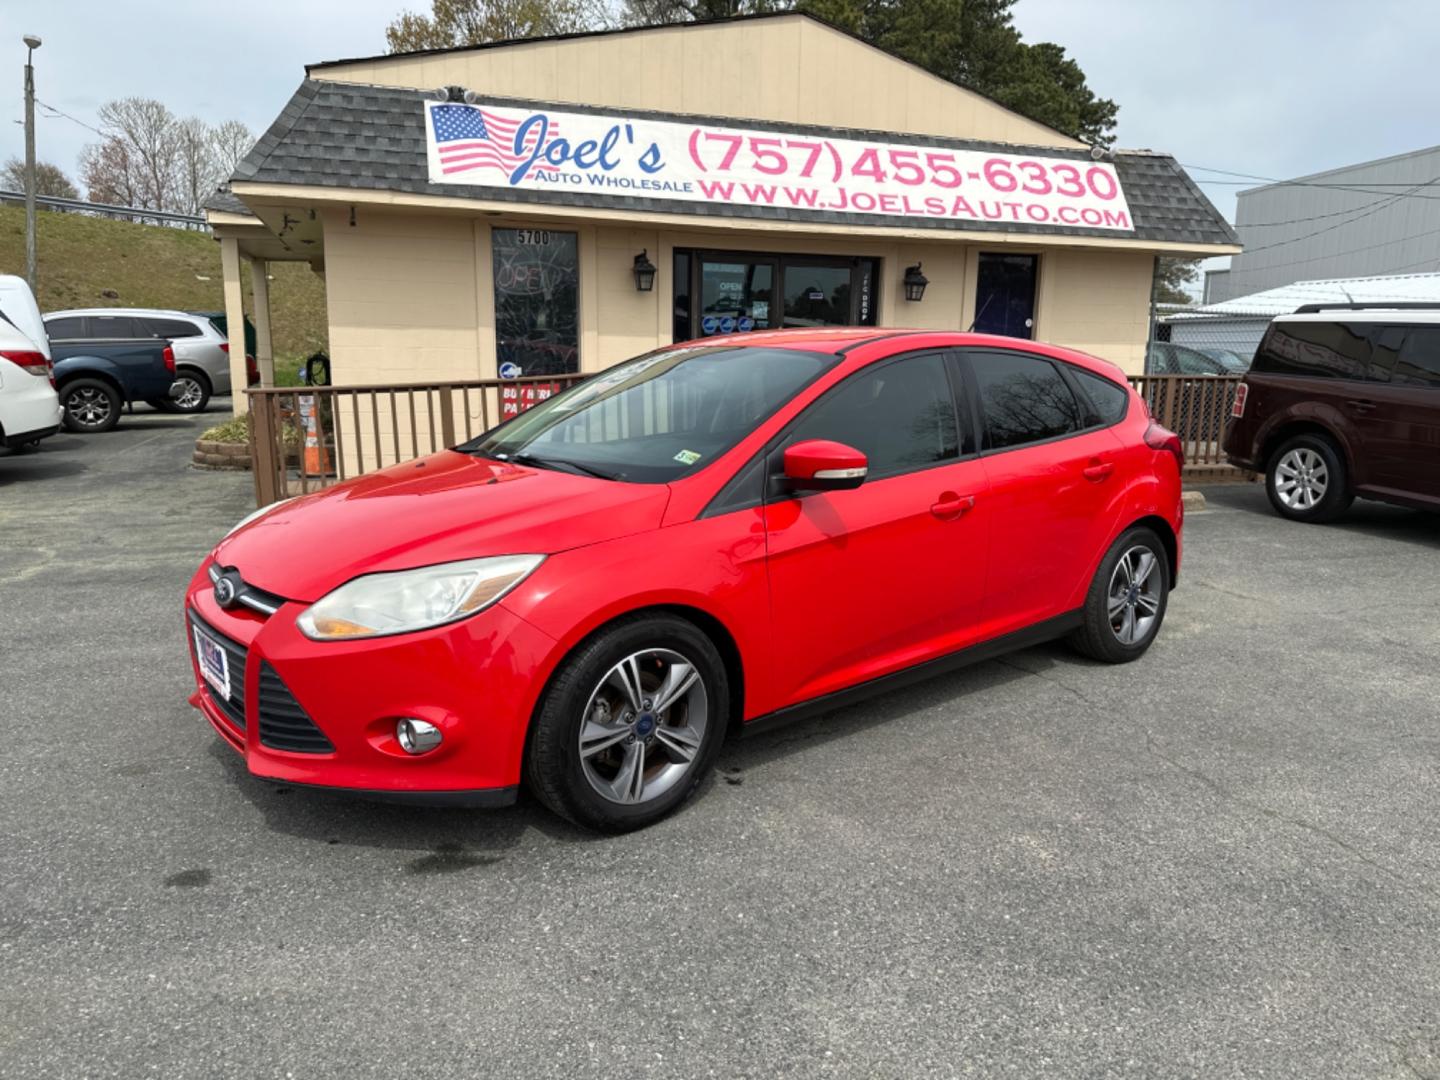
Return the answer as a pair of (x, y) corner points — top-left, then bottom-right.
(396, 718), (442, 755)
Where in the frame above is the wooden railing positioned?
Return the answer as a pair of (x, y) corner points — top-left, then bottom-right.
(246, 374), (588, 506)
(1125, 374), (1246, 481)
(246, 371), (1247, 507)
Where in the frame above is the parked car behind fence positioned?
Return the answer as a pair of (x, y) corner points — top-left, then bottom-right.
(45, 309), (245, 414)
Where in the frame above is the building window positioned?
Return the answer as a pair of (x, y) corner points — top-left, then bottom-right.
(492, 228), (579, 376)
(672, 250), (879, 342)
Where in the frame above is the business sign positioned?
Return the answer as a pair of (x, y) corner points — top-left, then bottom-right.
(500, 381), (561, 419)
(425, 102), (1134, 231)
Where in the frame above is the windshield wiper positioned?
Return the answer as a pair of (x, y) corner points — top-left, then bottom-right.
(507, 452), (621, 481)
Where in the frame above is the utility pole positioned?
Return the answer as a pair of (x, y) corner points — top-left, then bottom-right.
(22, 34), (42, 294)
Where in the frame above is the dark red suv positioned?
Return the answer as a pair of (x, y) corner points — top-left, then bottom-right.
(1223, 305), (1440, 522)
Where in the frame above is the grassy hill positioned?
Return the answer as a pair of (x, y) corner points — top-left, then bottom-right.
(0, 205), (328, 362)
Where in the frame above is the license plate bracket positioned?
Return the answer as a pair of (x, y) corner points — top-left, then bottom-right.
(193, 625), (231, 701)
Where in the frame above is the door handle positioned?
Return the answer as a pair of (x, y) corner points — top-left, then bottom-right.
(1082, 460), (1115, 482)
(1346, 399), (1376, 413)
(930, 493), (975, 520)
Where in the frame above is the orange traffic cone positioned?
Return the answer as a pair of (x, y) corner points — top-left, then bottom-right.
(299, 393), (332, 476)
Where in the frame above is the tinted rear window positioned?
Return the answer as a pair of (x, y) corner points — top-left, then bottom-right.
(1393, 327), (1440, 388)
(1253, 321), (1379, 380)
(143, 317), (202, 338)
(88, 315), (143, 339)
(45, 316), (87, 340)
(972, 351), (1085, 450)
(1071, 367), (1130, 424)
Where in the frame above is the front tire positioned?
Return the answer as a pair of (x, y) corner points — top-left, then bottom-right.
(526, 615), (729, 833)
(1069, 527), (1170, 663)
(61, 378), (121, 433)
(1265, 433), (1352, 523)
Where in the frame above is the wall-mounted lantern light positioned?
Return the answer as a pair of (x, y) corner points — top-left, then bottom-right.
(633, 250), (657, 292)
(902, 263), (928, 302)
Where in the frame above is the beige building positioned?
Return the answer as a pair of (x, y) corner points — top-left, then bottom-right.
(208, 12), (1238, 413)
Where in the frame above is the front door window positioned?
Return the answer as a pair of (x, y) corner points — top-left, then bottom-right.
(698, 259), (774, 336)
(973, 253), (1038, 340)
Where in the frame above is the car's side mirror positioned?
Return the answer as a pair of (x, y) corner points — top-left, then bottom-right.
(783, 439), (868, 492)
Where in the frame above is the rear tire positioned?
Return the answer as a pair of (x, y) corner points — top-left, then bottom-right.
(1265, 433), (1352, 523)
(526, 614), (729, 833)
(1068, 526), (1170, 663)
(166, 371), (211, 414)
(61, 378), (121, 433)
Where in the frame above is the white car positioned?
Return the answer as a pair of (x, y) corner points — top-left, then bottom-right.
(0, 307), (62, 452)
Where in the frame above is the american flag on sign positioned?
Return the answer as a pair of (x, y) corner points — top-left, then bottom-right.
(430, 104), (561, 178)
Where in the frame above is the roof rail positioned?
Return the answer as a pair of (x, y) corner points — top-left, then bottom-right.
(1292, 301), (1440, 314)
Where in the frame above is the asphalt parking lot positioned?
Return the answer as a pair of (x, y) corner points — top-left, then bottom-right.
(2, 414), (1439, 1079)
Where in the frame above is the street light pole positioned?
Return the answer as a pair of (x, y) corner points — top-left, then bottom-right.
(22, 34), (42, 294)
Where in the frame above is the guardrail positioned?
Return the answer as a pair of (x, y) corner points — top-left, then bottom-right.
(246, 374), (588, 506)
(245, 371), (1246, 507)
(0, 189), (208, 229)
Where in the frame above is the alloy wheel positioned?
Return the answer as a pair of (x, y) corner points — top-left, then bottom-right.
(174, 377), (205, 410)
(578, 648), (709, 806)
(67, 387), (112, 428)
(1108, 545), (1162, 646)
(1274, 448), (1328, 510)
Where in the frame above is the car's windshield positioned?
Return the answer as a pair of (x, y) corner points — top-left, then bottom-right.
(460, 344), (836, 483)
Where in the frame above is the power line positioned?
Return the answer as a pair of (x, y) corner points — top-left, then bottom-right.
(1230, 219), (1440, 276)
(1235, 171), (1440, 256)
(35, 98), (107, 139)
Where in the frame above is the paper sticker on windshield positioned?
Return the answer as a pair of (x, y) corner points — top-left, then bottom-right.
(673, 449), (702, 465)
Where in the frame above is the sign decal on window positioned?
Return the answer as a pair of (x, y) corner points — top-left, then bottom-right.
(425, 102), (1134, 231)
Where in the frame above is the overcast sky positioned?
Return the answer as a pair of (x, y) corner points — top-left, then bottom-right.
(5, 0), (1437, 236)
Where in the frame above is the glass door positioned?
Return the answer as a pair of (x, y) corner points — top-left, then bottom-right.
(973, 253), (1038, 340)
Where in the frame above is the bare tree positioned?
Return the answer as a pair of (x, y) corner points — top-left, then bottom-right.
(209, 120), (255, 178)
(79, 137), (143, 207)
(175, 117), (217, 216)
(96, 97), (181, 210)
(0, 157), (79, 199)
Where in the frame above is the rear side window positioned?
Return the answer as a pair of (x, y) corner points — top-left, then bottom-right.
(1253, 321), (1379, 380)
(89, 315), (142, 339)
(785, 352), (960, 478)
(45, 316), (87, 340)
(972, 351), (1085, 450)
(1071, 367), (1130, 425)
(1393, 327), (1440, 388)
(143, 317), (202, 338)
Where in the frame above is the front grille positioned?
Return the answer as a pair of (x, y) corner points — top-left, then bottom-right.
(257, 663), (334, 754)
(189, 611), (247, 730)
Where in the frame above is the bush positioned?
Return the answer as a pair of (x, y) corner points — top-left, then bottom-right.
(200, 414), (249, 444)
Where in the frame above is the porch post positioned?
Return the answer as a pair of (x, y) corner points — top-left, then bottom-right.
(219, 236), (249, 415)
(249, 258), (276, 387)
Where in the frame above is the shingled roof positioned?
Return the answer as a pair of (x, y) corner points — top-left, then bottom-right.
(230, 80), (1238, 249)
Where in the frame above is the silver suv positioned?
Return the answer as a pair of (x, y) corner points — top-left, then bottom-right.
(43, 309), (239, 413)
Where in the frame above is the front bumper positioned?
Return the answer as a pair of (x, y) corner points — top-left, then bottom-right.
(184, 564), (557, 799)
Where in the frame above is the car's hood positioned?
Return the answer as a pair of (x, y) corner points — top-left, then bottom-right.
(215, 450), (671, 601)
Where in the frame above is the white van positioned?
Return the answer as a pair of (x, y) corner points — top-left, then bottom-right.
(0, 274), (51, 360)
(0, 276), (62, 450)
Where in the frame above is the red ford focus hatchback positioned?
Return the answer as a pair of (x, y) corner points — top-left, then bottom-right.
(186, 330), (1183, 831)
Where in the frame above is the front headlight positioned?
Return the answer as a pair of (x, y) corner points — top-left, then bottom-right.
(296, 555), (545, 640)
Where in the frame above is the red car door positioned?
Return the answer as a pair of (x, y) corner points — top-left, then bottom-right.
(963, 348), (1124, 636)
(762, 350), (991, 709)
